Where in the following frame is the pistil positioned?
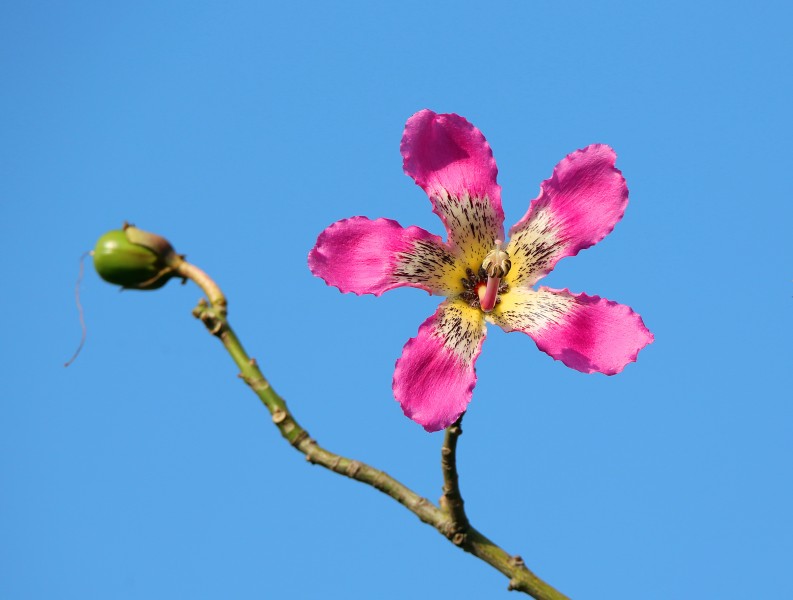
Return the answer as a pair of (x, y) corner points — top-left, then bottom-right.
(478, 239), (511, 313)
(478, 277), (501, 312)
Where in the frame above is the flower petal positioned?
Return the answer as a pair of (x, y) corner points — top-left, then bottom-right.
(506, 144), (628, 287)
(308, 217), (463, 296)
(489, 286), (653, 375)
(393, 299), (486, 432)
(401, 109), (505, 268)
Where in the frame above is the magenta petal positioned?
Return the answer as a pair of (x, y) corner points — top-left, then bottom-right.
(393, 300), (486, 432)
(507, 144), (628, 287)
(401, 110), (505, 252)
(308, 216), (460, 296)
(402, 110), (502, 209)
(492, 287), (653, 375)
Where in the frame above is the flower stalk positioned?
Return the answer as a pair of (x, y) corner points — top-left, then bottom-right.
(440, 414), (469, 537)
(171, 256), (569, 600)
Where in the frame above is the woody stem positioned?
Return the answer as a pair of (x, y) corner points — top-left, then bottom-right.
(440, 414), (469, 533)
(171, 258), (569, 600)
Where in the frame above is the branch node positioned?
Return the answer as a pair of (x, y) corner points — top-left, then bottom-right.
(272, 409), (287, 424)
(192, 304), (225, 337)
(452, 532), (467, 546)
(373, 471), (388, 491)
(249, 377), (270, 392)
(411, 496), (429, 511)
(347, 460), (362, 477)
(290, 430), (309, 448)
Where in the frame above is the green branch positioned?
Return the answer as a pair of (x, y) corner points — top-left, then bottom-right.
(175, 258), (569, 600)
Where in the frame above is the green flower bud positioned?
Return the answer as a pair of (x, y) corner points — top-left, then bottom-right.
(93, 224), (181, 290)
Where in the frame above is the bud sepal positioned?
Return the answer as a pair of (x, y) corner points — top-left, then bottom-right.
(93, 223), (183, 290)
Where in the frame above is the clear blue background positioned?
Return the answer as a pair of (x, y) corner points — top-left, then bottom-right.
(2, 2), (791, 598)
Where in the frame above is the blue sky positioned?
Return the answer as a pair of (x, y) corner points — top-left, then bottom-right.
(2, 1), (791, 598)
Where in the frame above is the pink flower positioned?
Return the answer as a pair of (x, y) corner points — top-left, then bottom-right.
(309, 110), (653, 432)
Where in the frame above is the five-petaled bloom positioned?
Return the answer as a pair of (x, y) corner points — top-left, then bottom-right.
(309, 110), (653, 432)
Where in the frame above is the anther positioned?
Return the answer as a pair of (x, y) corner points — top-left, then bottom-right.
(481, 240), (511, 278)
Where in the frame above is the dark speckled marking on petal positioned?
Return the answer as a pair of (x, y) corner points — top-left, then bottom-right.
(432, 191), (502, 269)
(506, 207), (567, 287)
(431, 300), (486, 363)
(393, 238), (463, 296)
